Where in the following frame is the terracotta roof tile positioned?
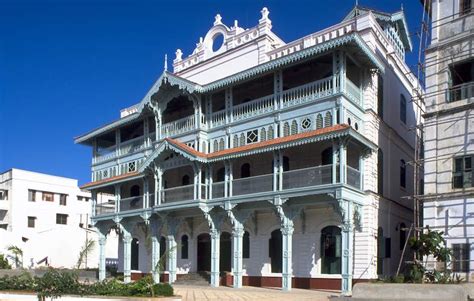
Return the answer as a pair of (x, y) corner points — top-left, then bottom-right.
(81, 171), (140, 189)
(167, 124), (349, 159)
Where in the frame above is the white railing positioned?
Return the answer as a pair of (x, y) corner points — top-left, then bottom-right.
(212, 181), (225, 199)
(119, 196), (143, 212)
(147, 193), (155, 207)
(95, 201), (115, 215)
(346, 166), (361, 189)
(345, 79), (362, 106)
(94, 147), (116, 164)
(233, 174), (273, 196)
(448, 82), (474, 102)
(232, 94), (274, 121)
(283, 165), (332, 189)
(282, 76), (334, 108)
(119, 136), (146, 156)
(162, 184), (194, 203)
(162, 115), (196, 137)
(211, 110), (226, 127)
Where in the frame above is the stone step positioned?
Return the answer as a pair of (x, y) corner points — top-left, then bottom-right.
(175, 272), (210, 286)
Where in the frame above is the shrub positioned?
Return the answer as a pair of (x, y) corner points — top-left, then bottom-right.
(0, 254), (11, 269)
(152, 283), (173, 297)
(35, 269), (81, 300)
(0, 272), (34, 291)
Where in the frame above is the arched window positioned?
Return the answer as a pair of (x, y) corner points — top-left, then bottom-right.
(320, 226), (341, 274)
(182, 175), (190, 186)
(269, 229), (282, 273)
(213, 140), (218, 152)
(268, 126), (274, 139)
(260, 128), (267, 142)
(131, 238), (139, 270)
(130, 185), (140, 197)
(291, 120), (298, 135)
(241, 163), (250, 178)
(181, 235), (189, 259)
(219, 138), (225, 150)
(400, 94), (407, 124)
(324, 112), (333, 127)
(240, 133), (245, 146)
(283, 122), (290, 137)
(377, 227), (384, 275)
(243, 231), (250, 258)
(400, 160), (406, 188)
(378, 149), (384, 196)
(233, 135), (239, 147)
(321, 147), (333, 165)
(316, 114), (323, 129)
(378, 74), (384, 119)
(202, 141), (207, 153)
(216, 167), (225, 182)
(399, 223), (407, 251)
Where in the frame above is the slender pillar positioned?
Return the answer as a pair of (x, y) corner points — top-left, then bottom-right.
(273, 151), (279, 191)
(281, 219), (294, 291)
(231, 223), (244, 288)
(359, 155), (365, 190)
(114, 185), (121, 213)
(91, 190), (97, 217)
(210, 228), (220, 287)
(339, 142), (347, 184)
(167, 234), (177, 283)
(332, 142), (338, 183)
(341, 199), (354, 295)
(98, 232), (107, 281)
(143, 177), (149, 208)
(123, 232), (132, 283)
(151, 236), (160, 283)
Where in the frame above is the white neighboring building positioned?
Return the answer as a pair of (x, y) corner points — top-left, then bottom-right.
(0, 168), (118, 269)
(422, 0), (474, 280)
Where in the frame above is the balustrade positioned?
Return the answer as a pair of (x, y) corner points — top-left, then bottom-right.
(232, 94), (274, 121)
(233, 174), (273, 196)
(119, 136), (146, 156)
(283, 165), (333, 189)
(345, 79), (362, 106)
(211, 110), (226, 127)
(346, 166), (361, 189)
(211, 181), (225, 199)
(448, 82), (474, 102)
(95, 201), (115, 215)
(282, 76), (334, 108)
(161, 115), (196, 137)
(161, 184), (194, 203)
(119, 196), (143, 212)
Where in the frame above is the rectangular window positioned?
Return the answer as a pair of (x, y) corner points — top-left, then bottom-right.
(400, 94), (407, 124)
(59, 194), (67, 206)
(56, 214), (68, 225)
(42, 192), (54, 202)
(27, 216), (36, 228)
(453, 155), (473, 188)
(77, 196), (83, 201)
(0, 190), (7, 200)
(449, 60), (474, 102)
(452, 243), (470, 273)
(28, 190), (36, 202)
(460, 0), (472, 15)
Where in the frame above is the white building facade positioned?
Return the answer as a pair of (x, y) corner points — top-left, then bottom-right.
(423, 0), (474, 280)
(76, 6), (420, 293)
(0, 168), (117, 269)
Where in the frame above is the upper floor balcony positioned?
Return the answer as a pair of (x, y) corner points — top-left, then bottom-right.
(91, 131), (369, 218)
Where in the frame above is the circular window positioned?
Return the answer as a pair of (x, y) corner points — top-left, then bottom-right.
(347, 118), (352, 125)
(301, 117), (312, 130)
(355, 123), (359, 131)
(212, 33), (224, 52)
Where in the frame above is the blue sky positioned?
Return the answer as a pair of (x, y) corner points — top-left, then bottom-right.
(0, 0), (424, 185)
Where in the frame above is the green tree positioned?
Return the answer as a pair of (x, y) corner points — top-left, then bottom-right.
(7, 245), (23, 268)
(76, 238), (96, 269)
(0, 253), (11, 269)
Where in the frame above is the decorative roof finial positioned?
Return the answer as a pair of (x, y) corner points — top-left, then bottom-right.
(164, 54), (168, 71)
(401, 3), (404, 11)
(261, 7), (269, 20)
(175, 49), (183, 62)
(214, 14), (222, 25)
(355, 0), (358, 6)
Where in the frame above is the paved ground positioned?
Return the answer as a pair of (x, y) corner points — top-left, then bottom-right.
(173, 285), (336, 301)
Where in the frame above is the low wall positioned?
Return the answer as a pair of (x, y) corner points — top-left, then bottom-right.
(0, 292), (181, 301)
(352, 283), (469, 301)
(0, 269), (97, 281)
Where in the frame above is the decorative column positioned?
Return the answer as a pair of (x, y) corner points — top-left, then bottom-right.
(210, 228), (221, 287)
(121, 223), (133, 283)
(144, 116), (150, 147)
(332, 142), (338, 184)
(150, 218), (163, 283)
(281, 218), (294, 292)
(143, 177), (149, 209)
(91, 190), (97, 217)
(154, 165), (162, 206)
(273, 151), (279, 191)
(227, 206), (251, 289)
(340, 199), (354, 295)
(167, 218), (181, 283)
(359, 154), (365, 190)
(115, 129), (121, 157)
(339, 141), (347, 184)
(201, 206), (225, 288)
(96, 225), (107, 281)
(114, 185), (121, 213)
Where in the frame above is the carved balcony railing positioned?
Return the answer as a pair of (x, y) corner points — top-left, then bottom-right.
(346, 166), (361, 189)
(95, 201), (115, 215)
(447, 82), (474, 103)
(345, 79), (362, 106)
(211, 110), (226, 127)
(94, 146), (116, 164)
(283, 165), (333, 189)
(161, 115), (196, 138)
(233, 173), (274, 196)
(162, 184), (194, 203)
(282, 76), (335, 108)
(211, 181), (225, 199)
(232, 94), (274, 122)
(119, 136), (147, 156)
(119, 196), (143, 212)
